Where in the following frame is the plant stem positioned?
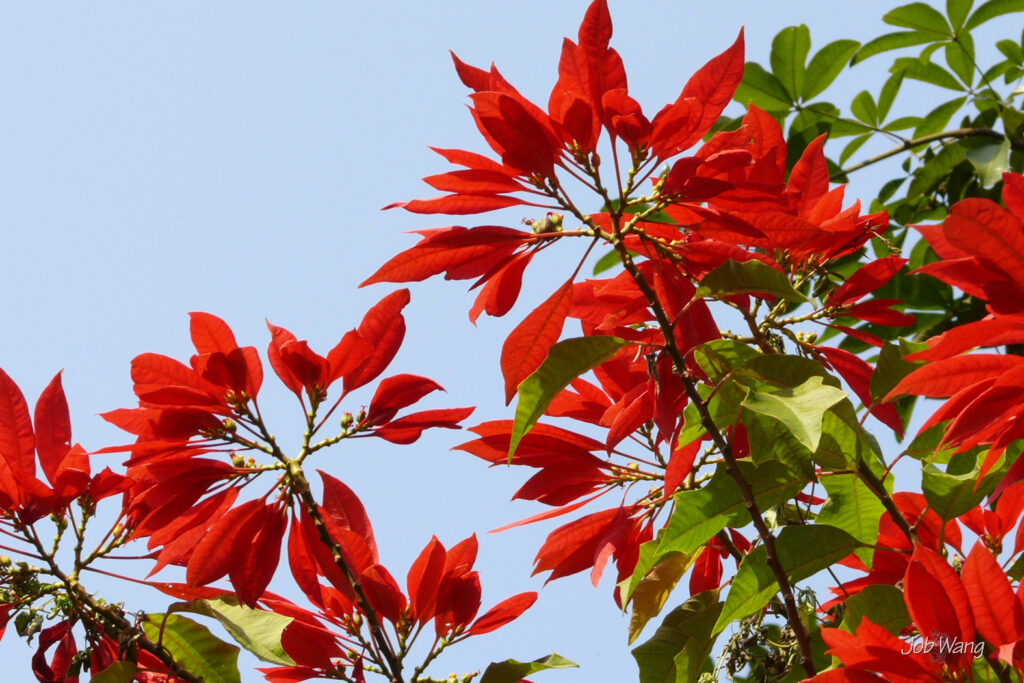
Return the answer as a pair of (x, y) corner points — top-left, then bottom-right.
(609, 236), (817, 677)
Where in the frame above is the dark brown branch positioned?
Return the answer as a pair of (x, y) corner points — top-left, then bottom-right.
(609, 238), (818, 677)
(833, 127), (1022, 180)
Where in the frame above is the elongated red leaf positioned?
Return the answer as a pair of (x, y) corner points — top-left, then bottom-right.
(945, 198), (1024, 282)
(189, 312), (239, 355)
(265, 323), (304, 397)
(343, 289), (411, 393)
(962, 541), (1024, 646)
(407, 536), (446, 624)
(467, 592), (538, 635)
(500, 279), (574, 404)
(828, 257), (908, 308)
(319, 471), (378, 562)
(33, 372), (71, 486)
(187, 498), (263, 586)
(0, 367), (35, 482)
(366, 374), (444, 425)
(232, 504), (287, 607)
(372, 407), (474, 444)
(385, 194), (525, 215)
(360, 565), (407, 624)
(887, 354), (1024, 399)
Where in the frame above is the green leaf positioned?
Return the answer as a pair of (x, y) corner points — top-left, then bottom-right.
(693, 339), (760, 384)
(816, 473), (886, 566)
(632, 592), (722, 683)
(850, 90), (878, 125)
(965, 0), (1024, 30)
(913, 96), (967, 137)
(885, 2), (953, 34)
(479, 654), (578, 683)
(840, 134), (872, 166)
(922, 455), (1000, 519)
(947, 0), (975, 30)
(966, 137), (1011, 186)
(840, 584), (911, 635)
(802, 39), (861, 100)
(884, 115), (924, 131)
(869, 342), (921, 402)
(945, 35), (976, 86)
(853, 31), (937, 64)
(771, 25), (811, 100)
(178, 596), (295, 666)
(142, 614), (240, 683)
(592, 249), (620, 275)
(908, 141), (967, 197)
(645, 461), (808, 560)
(734, 62), (793, 111)
(997, 39), (1024, 65)
(741, 376), (847, 452)
(696, 259), (808, 303)
(626, 552), (695, 644)
(893, 57), (965, 91)
(92, 662), (138, 683)
(877, 73), (905, 121)
(713, 525), (861, 634)
(510, 336), (628, 458)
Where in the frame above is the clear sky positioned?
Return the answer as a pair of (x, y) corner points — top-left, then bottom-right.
(0, 1), (984, 680)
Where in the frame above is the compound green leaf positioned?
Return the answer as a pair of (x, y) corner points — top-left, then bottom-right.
(908, 141), (967, 197)
(947, 0), (975, 30)
(894, 58), (965, 91)
(510, 336), (628, 458)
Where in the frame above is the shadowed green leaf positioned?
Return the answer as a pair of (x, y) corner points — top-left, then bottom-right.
(734, 62), (793, 111)
(713, 525), (861, 634)
(633, 591), (722, 683)
(840, 584), (911, 635)
(697, 260), (807, 303)
(966, 137), (1011, 186)
(142, 614), (240, 683)
(817, 473), (886, 566)
(908, 141), (967, 197)
(510, 336), (628, 458)
(802, 39), (861, 100)
(480, 654), (578, 683)
(914, 96), (967, 137)
(92, 663), (138, 683)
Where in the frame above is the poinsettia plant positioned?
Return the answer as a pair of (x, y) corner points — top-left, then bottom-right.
(4, 0), (1024, 681)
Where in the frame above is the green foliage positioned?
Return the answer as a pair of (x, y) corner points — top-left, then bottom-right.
(479, 654), (578, 683)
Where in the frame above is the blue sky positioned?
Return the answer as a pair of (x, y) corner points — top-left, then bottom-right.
(0, 1), (984, 680)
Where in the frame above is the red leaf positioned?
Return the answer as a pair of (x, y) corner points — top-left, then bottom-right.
(962, 541), (1024, 646)
(231, 504), (287, 607)
(0, 367), (35, 485)
(787, 134), (829, 205)
(817, 346), (903, 436)
(469, 251), (533, 324)
(385, 194), (526, 215)
(904, 544), (974, 648)
(1003, 171), (1024, 217)
(265, 323), (304, 397)
(689, 545), (724, 595)
(945, 198), (1024, 283)
(467, 592), (538, 635)
(360, 564), (407, 624)
(407, 536), (446, 624)
(372, 407), (474, 444)
(887, 354), (1024, 399)
(827, 257), (908, 308)
(665, 438), (701, 497)
(344, 289), (411, 393)
(500, 279), (574, 404)
(319, 471), (378, 562)
(423, 169), (527, 195)
(362, 226), (530, 287)
(532, 508), (621, 582)
(908, 315), (1024, 361)
(470, 92), (560, 176)
(326, 329), (373, 385)
(366, 374), (444, 425)
(187, 498), (263, 586)
(189, 312), (239, 355)
(838, 299), (915, 327)
(34, 372), (72, 486)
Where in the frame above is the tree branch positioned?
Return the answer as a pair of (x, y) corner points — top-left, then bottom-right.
(609, 237), (818, 678)
(833, 127), (1021, 180)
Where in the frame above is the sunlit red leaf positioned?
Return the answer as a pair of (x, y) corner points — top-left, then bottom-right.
(407, 536), (446, 624)
(343, 289), (411, 393)
(467, 592), (538, 635)
(500, 279), (574, 403)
